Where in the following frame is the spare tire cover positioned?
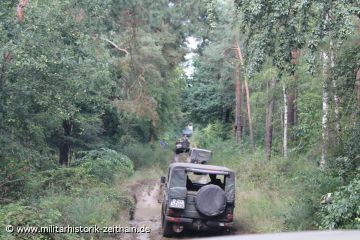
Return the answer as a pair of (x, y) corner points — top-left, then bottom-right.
(195, 184), (226, 217)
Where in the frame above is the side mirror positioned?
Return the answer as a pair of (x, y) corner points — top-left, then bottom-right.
(160, 176), (166, 184)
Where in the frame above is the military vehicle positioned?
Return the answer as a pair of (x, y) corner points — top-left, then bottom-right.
(189, 148), (212, 164)
(160, 162), (235, 237)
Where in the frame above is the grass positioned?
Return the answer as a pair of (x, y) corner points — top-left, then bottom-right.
(207, 139), (321, 233)
(1, 137), (331, 239)
(122, 130), (339, 234)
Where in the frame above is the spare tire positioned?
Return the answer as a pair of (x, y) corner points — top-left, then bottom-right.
(195, 184), (226, 217)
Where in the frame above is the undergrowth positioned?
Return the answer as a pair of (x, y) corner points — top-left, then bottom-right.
(190, 123), (342, 233)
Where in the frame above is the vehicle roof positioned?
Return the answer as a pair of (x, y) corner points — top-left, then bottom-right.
(169, 162), (233, 173)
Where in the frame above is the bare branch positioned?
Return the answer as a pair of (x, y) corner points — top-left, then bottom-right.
(103, 38), (129, 55)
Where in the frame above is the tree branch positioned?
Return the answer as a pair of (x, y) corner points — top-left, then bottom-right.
(103, 38), (129, 55)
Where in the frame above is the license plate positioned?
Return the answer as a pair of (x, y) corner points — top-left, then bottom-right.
(176, 144), (182, 148)
(169, 199), (185, 209)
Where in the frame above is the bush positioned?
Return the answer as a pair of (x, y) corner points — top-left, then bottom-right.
(27, 166), (98, 198)
(0, 188), (134, 240)
(64, 196), (117, 226)
(284, 171), (341, 230)
(0, 201), (62, 240)
(74, 148), (134, 184)
(203, 135), (347, 232)
(316, 174), (360, 229)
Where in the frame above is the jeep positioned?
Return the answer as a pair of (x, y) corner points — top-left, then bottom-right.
(175, 136), (190, 154)
(160, 162), (235, 237)
(189, 148), (212, 164)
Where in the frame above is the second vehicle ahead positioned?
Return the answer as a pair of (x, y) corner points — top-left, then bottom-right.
(175, 136), (190, 154)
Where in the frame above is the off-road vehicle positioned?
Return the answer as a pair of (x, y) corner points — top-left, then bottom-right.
(175, 136), (190, 154)
(189, 148), (212, 164)
(182, 123), (193, 138)
(160, 162), (235, 237)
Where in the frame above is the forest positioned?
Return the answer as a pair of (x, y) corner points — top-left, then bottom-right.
(0, 0), (359, 239)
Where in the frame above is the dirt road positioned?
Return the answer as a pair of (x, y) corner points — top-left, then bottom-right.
(121, 179), (163, 240)
(173, 153), (189, 163)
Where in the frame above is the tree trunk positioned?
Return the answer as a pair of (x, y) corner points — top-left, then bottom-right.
(330, 42), (340, 144)
(287, 47), (299, 130)
(283, 83), (288, 158)
(233, 38), (244, 145)
(244, 79), (255, 151)
(320, 52), (330, 169)
(233, 38), (242, 144)
(287, 92), (296, 127)
(265, 77), (276, 160)
(235, 63), (242, 144)
(242, 85), (247, 138)
(356, 68), (360, 111)
(59, 120), (73, 166)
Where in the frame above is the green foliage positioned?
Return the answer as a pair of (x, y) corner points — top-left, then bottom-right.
(193, 123), (346, 232)
(184, 2), (359, 232)
(191, 121), (232, 148)
(284, 170), (342, 230)
(122, 143), (173, 170)
(0, 190), (134, 240)
(182, 58), (234, 124)
(181, 2), (236, 125)
(291, 66), (323, 153)
(317, 175), (360, 229)
(235, 0), (359, 76)
(0, 151), (134, 239)
(206, 136), (319, 232)
(64, 196), (116, 226)
(27, 167), (96, 197)
(74, 148), (134, 184)
(1, 0), (359, 236)
(0, 201), (62, 240)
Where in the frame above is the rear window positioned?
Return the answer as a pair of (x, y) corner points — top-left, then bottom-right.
(186, 172), (225, 191)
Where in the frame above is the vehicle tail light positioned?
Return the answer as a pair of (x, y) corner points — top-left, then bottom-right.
(167, 217), (181, 223)
(167, 208), (182, 217)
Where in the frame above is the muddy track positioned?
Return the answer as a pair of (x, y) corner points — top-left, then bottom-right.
(120, 179), (163, 240)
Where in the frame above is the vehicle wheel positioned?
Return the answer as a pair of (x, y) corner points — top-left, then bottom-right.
(195, 184), (226, 217)
(162, 214), (173, 237)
